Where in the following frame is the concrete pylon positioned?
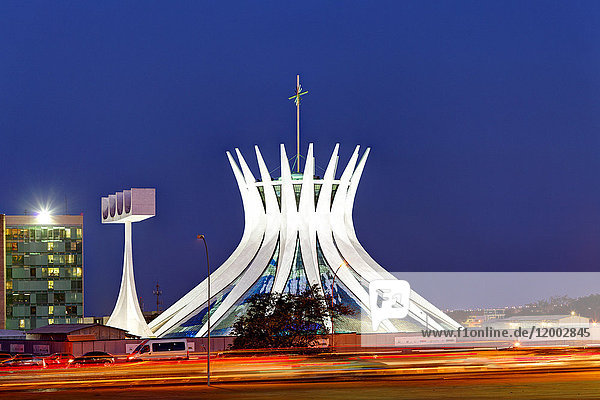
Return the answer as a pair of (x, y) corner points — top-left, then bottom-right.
(102, 188), (155, 338)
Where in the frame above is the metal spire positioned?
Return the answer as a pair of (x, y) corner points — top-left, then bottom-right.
(288, 75), (308, 173)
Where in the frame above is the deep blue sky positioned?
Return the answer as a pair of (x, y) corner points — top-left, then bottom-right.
(2, 2), (600, 316)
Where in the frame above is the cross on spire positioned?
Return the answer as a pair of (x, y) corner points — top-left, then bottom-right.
(289, 75), (308, 173)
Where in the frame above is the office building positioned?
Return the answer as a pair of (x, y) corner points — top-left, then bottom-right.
(1, 214), (83, 330)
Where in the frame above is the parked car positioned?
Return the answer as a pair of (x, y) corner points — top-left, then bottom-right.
(68, 351), (115, 367)
(128, 339), (189, 361)
(1, 354), (45, 367)
(45, 353), (75, 365)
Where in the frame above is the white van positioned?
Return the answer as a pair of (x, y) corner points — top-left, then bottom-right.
(128, 339), (189, 361)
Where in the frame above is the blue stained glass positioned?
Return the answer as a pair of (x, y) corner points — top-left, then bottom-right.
(283, 236), (308, 294)
(207, 239), (280, 336)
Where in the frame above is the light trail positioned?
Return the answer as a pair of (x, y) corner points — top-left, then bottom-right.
(1, 348), (600, 393)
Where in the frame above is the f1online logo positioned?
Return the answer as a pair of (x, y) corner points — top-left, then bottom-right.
(369, 280), (411, 331)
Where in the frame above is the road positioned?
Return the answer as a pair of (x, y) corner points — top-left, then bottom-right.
(2, 348), (600, 399)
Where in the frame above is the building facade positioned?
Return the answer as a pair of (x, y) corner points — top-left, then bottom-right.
(1, 215), (83, 330)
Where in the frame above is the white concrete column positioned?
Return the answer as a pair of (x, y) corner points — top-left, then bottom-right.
(107, 222), (153, 338)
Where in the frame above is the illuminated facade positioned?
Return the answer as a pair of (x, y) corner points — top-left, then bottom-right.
(0, 214), (84, 330)
(150, 144), (460, 338)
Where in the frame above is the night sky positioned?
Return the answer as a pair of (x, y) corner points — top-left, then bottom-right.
(2, 2), (600, 316)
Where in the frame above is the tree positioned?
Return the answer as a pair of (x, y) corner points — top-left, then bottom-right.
(232, 284), (354, 349)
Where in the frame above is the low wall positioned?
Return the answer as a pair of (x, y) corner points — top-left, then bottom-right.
(0, 340), (68, 355)
(0, 336), (236, 357)
(7, 331), (590, 357)
(0, 334), (392, 356)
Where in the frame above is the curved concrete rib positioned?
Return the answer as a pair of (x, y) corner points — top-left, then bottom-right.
(342, 149), (459, 329)
(150, 151), (265, 336)
(298, 144), (322, 294)
(272, 144), (298, 293)
(107, 222), (153, 338)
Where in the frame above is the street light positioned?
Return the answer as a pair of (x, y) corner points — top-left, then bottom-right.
(197, 234), (211, 386)
(36, 209), (52, 224)
(329, 261), (348, 352)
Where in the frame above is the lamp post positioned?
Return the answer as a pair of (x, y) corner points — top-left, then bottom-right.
(329, 261), (348, 352)
(197, 234), (210, 386)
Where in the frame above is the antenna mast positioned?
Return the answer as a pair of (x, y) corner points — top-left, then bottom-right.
(153, 282), (162, 312)
(289, 75), (308, 173)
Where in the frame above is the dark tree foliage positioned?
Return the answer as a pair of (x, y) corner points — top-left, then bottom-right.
(232, 284), (354, 349)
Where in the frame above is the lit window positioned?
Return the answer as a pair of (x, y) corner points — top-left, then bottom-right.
(19, 319), (25, 329)
(47, 242), (54, 251)
(76, 267), (82, 277)
(65, 229), (71, 239)
(6, 281), (12, 290)
(48, 255), (54, 264)
(49, 268), (59, 277)
(48, 281), (54, 289)
(48, 306), (54, 314)
(48, 318), (54, 325)
(77, 228), (82, 238)
(66, 255), (74, 264)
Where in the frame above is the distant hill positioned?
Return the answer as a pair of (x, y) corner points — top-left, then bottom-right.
(505, 294), (600, 320)
(447, 294), (600, 324)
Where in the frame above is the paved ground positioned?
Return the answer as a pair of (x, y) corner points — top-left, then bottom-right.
(10, 371), (600, 400)
(3, 348), (600, 399)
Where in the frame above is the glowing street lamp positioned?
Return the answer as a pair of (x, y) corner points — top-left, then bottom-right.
(36, 209), (52, 224)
